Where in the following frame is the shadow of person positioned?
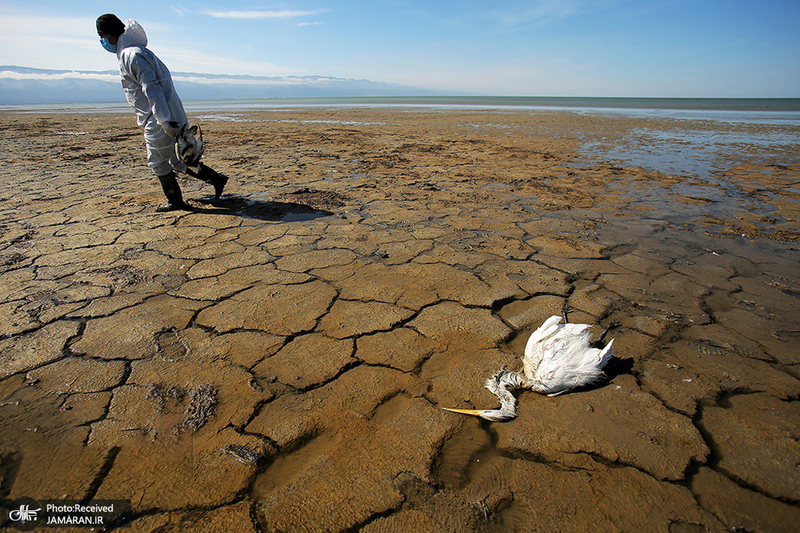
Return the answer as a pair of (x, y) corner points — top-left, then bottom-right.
(188, 195), (334, 222)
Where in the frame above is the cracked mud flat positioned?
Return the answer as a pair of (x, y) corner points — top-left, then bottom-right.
(1, 107), (799, 532)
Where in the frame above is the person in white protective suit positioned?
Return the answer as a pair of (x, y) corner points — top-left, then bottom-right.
(96, 14), (227, 211)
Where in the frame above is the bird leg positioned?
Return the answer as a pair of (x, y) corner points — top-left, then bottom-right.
(563, 297), (618, 349)
(592, 319), (621, 348)
(561, 299), (571, 323)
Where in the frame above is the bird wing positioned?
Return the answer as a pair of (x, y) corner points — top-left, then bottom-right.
(526, 315), (563, 347)
(532, 333), (613, 395)
(523, 315), (563, 370)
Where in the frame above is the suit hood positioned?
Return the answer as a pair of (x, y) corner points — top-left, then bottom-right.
(116, 19), (147, 58)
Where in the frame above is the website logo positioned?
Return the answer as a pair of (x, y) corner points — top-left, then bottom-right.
(2, 497), (131, 530)
(3, 498), (43, 531)
(9, 503), (41, 522)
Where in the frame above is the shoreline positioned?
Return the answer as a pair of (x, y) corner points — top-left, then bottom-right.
(1, 108), (798, 531)
(3, 95), (800, 119)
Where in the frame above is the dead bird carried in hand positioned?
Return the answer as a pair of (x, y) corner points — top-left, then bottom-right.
(174, 123), (228, 199)
(442, 315), (616, 422)
(176, 123), (205, 168)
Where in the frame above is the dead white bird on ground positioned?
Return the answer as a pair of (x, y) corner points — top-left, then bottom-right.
(442, 314), (617, 422)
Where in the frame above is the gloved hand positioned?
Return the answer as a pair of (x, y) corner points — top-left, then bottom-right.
(163, 120), (182, 139)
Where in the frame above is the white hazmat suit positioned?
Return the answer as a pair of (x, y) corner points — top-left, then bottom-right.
(115, 20), (188, 177)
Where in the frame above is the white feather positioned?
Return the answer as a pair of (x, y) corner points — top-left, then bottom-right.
(524, 316), (613, 395)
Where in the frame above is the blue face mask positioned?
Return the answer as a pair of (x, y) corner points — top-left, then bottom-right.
(100, 37), (117, 54)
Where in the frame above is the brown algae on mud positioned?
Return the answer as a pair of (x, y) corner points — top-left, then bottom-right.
(0, 108), (799, 531)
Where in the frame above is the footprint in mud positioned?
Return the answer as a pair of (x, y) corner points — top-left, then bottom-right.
(251, 431), (339, 498)
(369, 393), (413, 427)
(433, 419), (496, 490)
(419, 349), (465, 379)
(251, 392), (417, 499)
(155, 328), (187, 362)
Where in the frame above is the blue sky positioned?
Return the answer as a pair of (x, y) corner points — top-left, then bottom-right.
(1, 0), (798, 97)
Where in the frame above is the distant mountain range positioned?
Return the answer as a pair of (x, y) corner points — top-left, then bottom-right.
(0, 66), (445, 105)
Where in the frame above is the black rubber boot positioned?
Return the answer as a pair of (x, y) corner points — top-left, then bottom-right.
(187, 163), (228, 199)
(155, 171), (191, 212)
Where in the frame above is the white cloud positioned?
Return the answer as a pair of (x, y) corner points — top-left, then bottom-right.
(0, 13), (95, 41)
(154, 45), (299, 77)
(0, 14), (111, 70)
(0, 8), (307, 77)
(0, 68), (344, 86)
(198, 9), (323, 20)
(173, 75), (340, 85)
(0, 70), (118, 82)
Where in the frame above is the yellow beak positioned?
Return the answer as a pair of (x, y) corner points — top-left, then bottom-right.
(441, 407), (484, 417)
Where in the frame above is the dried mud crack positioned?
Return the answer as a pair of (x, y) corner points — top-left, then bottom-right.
(1, 108), (799, 532)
